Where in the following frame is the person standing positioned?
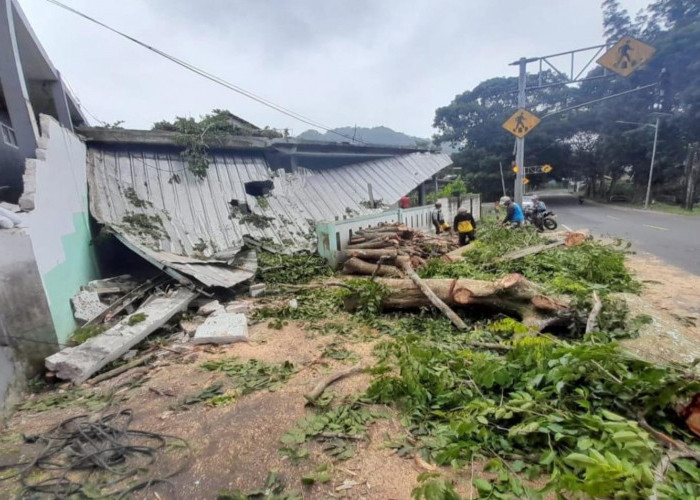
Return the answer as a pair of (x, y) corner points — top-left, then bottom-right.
(500, 196), (524, 227)
(399, 195), (411, 209)
(453, 206), (476, 246)
(431, 202), (445, 233)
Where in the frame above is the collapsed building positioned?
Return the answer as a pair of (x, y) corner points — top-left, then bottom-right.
(82, 127), (452, 290)
(0, 0), (459, 410)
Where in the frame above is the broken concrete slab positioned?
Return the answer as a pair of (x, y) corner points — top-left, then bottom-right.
(71, 290), (107, 324)
(250, 283), (266, 297)
(46, 288), (197, 383)
(192, 313), (248, 345)
(197, 300), (222, 316)
(84, 275), (137, 294)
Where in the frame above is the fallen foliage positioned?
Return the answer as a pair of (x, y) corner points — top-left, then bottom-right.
(256, 252), (333, 285)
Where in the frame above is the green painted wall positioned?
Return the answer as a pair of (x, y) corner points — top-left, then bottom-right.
(42, 212), (99, 344)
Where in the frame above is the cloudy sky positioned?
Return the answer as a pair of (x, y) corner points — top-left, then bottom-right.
(19, 0), (650, 138)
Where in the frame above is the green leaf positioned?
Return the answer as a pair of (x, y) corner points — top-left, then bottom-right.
(539, 450), (556, 465)
(600, 409), (626, 421)
(576, 437), (594, 451)
(563, 452), (596, 468)
(473, 478), (492, 493)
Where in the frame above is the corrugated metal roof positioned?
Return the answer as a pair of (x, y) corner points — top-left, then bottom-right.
(87, 145), (451, 287)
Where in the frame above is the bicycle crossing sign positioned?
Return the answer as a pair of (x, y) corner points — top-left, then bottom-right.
(502, 108), (541, 138)
(597, 36), (656, 77)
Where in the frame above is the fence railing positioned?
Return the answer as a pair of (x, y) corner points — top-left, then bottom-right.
(316, 194), (481, 266)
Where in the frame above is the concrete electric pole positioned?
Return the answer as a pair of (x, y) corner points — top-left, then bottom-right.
(514, 58), (527, 206)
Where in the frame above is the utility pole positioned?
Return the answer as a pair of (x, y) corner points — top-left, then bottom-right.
(644, 116), (660, 209)
(514, 58), (527, 206)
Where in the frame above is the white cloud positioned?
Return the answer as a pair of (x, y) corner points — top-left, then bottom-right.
(18, 0), (654, 137)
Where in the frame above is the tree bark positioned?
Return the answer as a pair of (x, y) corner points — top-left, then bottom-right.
(346, 237), (399, 249)
(337, 248), (398, 264)
(585, 291), (602, 334)
(342, 257), (401, 277)
(344, 274), (569, 330)
(396, 256), (468, 330)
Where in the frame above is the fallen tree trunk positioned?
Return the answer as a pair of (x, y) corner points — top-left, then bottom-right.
(342, 257), (401, 277)
(344, 274), (568, 330)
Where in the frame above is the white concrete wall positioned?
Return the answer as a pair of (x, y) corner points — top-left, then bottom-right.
(20, 114), (99, 343)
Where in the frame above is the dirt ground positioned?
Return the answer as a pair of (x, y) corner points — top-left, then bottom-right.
(1, 252), (699, 499)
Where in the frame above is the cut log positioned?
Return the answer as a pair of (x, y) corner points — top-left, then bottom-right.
(337, 248), (398, 264)
(565, 231), (588, 247)
(346, 237), (399, 250)
(344, 274), (568, 330)
(342, 257), (401, 277)
(397, 256), (468, 330)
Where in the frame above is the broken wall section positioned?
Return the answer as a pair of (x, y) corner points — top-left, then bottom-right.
(20, 114), (100, 344)
(0, 114), (99, 413)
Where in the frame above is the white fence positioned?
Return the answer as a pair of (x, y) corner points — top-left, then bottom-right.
(316, 194), (481, 267)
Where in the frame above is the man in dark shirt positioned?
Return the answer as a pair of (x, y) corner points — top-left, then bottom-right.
(453, 206), (476, 245)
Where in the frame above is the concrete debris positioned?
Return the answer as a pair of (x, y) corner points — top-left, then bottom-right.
(288, 298), (299, 309)
(180, 317), (205, 336)
(0, 205), (22, 229)
(197, 300), (223, 316)
(225, 301), (254, 314)
(192, 313), (248, 345)
(70, 290), (107, 324)
(46, 288), (197, 383)
(250, 283), (266, 297)
(122, 350), (138, 361)
(84, 275), (137, 294)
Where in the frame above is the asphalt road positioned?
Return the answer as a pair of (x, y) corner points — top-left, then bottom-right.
(537, 192), (700, 276)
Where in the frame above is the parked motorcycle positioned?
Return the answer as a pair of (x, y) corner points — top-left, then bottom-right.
(524, 209), (558, 231)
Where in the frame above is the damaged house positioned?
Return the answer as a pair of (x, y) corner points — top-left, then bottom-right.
(82, 127), (452, 290)
(0, 0), (455, 408)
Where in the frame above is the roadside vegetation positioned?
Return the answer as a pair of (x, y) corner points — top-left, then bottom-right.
(247, 220), (700, 499)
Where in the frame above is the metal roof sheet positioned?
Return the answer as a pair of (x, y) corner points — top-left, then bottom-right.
(87, 145), (451, 287)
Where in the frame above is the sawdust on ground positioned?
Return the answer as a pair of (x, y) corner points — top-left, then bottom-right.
(2, 252), (699, 499)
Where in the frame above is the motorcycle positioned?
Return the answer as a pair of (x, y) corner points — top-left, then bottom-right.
(524, 209), (558, 231)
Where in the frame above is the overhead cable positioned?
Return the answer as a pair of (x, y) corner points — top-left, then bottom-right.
(44, 0), (365, 144)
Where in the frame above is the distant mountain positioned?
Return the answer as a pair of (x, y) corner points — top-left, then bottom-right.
(297, 126), (430, 148)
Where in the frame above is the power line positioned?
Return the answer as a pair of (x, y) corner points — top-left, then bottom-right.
(43, 0), (365, 144)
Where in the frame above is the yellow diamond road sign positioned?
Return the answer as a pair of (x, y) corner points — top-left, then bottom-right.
(503, 108), (541, 138)
(541, 164), (553, 173)
(597, 36), (656, 77)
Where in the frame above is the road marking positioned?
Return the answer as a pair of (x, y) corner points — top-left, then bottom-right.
(562, 224), (573, 232)
(607, 215), (621, 220)
(643, 224), (669, 231)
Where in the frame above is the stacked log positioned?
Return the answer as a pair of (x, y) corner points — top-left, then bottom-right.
(338, 223), (459, 277)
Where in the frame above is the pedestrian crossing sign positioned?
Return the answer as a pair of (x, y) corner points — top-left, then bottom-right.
(503, 108), (541, 138)
(598, 36), (656, 77)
